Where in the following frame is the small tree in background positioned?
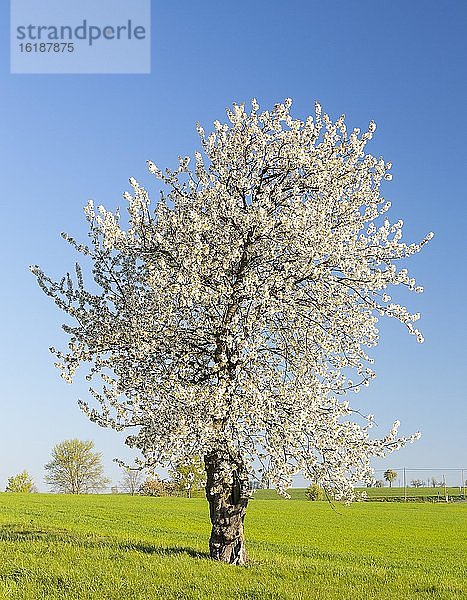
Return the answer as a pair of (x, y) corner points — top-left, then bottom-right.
(5, 470), (37, 493)
(410, 479), (425, 488)
(384, 469), (398, 488)
(45, 439), (110, 494)
(305, 483), (325, 501)
(170, 456), (206, 497)
(119, 468), (145, 495)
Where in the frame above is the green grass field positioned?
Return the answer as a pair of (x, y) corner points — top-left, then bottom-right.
(0, 493), (465, 600)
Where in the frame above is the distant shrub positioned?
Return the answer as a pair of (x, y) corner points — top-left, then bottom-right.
(305, 483), (325, 501)
(139, 478), (177, 497)
(5, 470), (37, 493)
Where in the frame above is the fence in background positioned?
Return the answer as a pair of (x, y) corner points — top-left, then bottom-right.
(361, 468), (466, 502)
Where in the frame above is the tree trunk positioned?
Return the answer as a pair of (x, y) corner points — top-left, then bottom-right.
(204, 452), (249, 565)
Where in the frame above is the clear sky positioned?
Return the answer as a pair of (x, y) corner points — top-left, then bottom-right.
(1, 1), (466, 491)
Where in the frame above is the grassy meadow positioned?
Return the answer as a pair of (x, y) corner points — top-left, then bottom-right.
(0, 493), (465, 600)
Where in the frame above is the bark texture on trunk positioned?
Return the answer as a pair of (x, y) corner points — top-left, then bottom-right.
(204, 453), (249, 565)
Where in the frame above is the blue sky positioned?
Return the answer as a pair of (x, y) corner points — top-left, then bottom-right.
(1, 1), (466, 491)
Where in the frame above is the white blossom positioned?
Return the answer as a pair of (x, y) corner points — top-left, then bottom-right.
(31, 99), (431, 502)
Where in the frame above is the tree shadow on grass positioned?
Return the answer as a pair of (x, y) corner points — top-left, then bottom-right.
(0, 524), (210, 560)
(118, 542), (210, 560)
(0, 524), (72, 543)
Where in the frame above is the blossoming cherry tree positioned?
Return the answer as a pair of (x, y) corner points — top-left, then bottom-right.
(32, 99), (431, 564)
